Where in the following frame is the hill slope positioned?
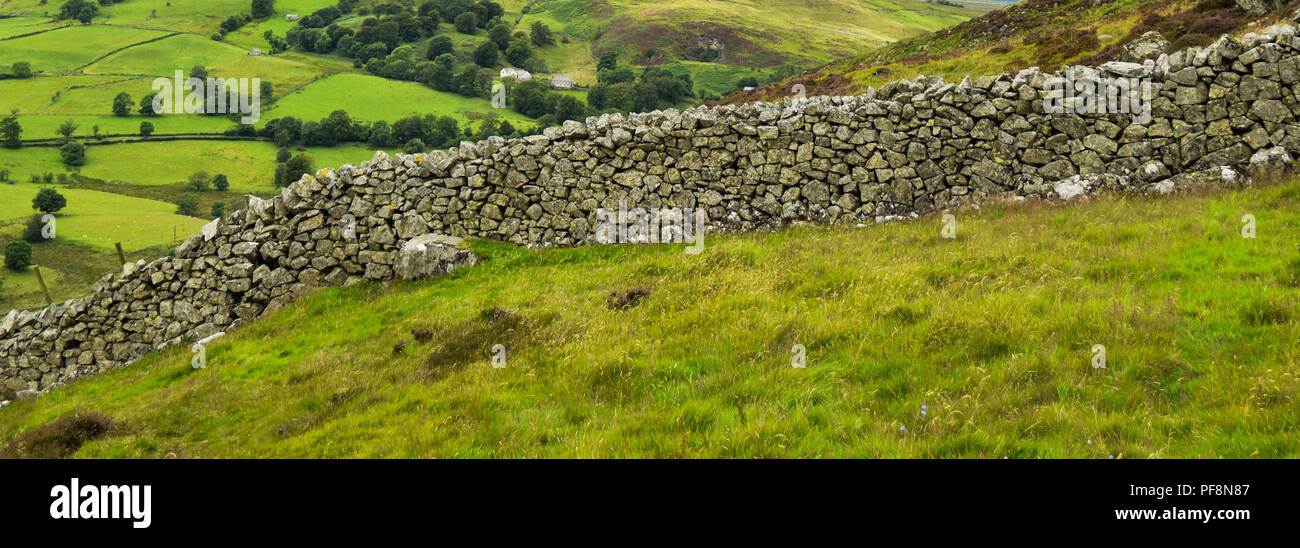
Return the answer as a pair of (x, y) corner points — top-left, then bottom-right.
(2, 179), (1297, 458)
(729, 0), (1295, 102)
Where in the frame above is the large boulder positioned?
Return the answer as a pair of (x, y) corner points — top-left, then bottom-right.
(394, 234), (478, 280)
(1121, 31), (1170, 62)
(1235, 0), (1281, 16)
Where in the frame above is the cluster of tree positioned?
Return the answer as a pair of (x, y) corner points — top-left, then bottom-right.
(472, 21), (550, 73)
(216, 13), (254, 40)
(273, 149), (315, 188)
(251, 0), (275, 19)
(18, 188), (67, 247)
(507, 80), (587, 125)
(57, 0), (110, 24)
(587, 53), (694, 113)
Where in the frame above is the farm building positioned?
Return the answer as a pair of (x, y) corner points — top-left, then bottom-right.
(285, 14), (300, 21)
(500, 67), (532, 81)
(550, 75), (576, 88)
(248, 48), (263, 56)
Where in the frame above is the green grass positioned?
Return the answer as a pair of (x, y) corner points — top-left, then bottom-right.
(82, 33), (325, 96)
(3, 179), (1298, 458)
(0, 75), (127, 113)
(0, 181), (208, 251)
(265, 73), (536, 126)
(0, 141), (378, 191)
(0, 15), (63, 40)
(0, 24), (170, 75)
(0, 181), (207, 308)
(3, 114), (234, 140)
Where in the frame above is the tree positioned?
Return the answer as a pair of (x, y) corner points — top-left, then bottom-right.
(174, 193), (200, 216)
(11, 61), (32, 78)
(56, 120), (78, 140)
(276, 146), (291, 163)
(737, 76), (759, 89)
(4, 241), (32, 271)
(530, 21), (554, 46)
(22, 214), (49, 243)
(284, 154), (315, 184)
(213, 173), (230, 191)
(112, 92), (134, 116)
(454, 12), (477, 34)
(426, 35), (453, 60)
(210, 202), (226, 218)
(597, 51), (617, 73)
(473, 40), (499, 67)
(139, 93), (158, 116)
(488, 22), (511, 49)
(59, 0), (98, 22)
(60, 141), (86, 167)
(505, 37), (531, 67)
(274, 163), (288, 187)
(251, 0), (274, 18)
(189, 171), (212, 192)
(0, 113), (20, 149)
(33, 188), (68, 214)
(404, 138), (426, 153)
(190, 65), (209, 81)
(139, 121), (155, 136)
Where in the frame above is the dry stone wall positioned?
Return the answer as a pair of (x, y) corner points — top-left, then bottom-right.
(6, 22), (1300, 401)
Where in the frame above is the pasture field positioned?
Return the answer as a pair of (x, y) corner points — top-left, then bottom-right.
(0, 75), (126, 113)
(221, 0), (344, 51)
(266, 73), (536, 126)
(2, 178), (1298, 457)
(82, 33), (325, 95)
(0, 15), (62, 39)
(0, 181), (207, 251)
(0, 141), (378, 191)
(0, 182), (207, 308)
(98, 0), (261, 34)
(6, 113), (234, 140)
(0, 24), (170, 74)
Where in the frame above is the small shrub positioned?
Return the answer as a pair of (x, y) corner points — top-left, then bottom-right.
(0, 412), (113, 458)
(606, 286), (651, 310)
(3, 241), (32, 270)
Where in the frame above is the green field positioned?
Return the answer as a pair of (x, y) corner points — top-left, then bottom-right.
(83, 33), (325, 95)
(2, 179), (1297, 457)
(0, 182), (208, 308)
(0, 24), (170, 74)
(267, 73), (536, 126)
(0, 141), (379, 191)
(0, 182), (207, 251)
(0, 15), (62, 40)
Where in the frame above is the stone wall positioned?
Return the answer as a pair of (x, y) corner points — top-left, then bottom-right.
(5, 22), (1300, 401)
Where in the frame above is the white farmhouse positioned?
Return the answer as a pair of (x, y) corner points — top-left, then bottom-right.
(285, 14), (300, 21)
(500, 67), (532, 81)
(550, 75), (576, 89)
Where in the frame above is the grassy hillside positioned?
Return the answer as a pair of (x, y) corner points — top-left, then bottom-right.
(3, 179), (1297, 458)
(509, 0), (980, 93)
(729, 0), (1292, 102)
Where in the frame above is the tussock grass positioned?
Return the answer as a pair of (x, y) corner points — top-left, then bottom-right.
(2, 181), (1299, 458)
